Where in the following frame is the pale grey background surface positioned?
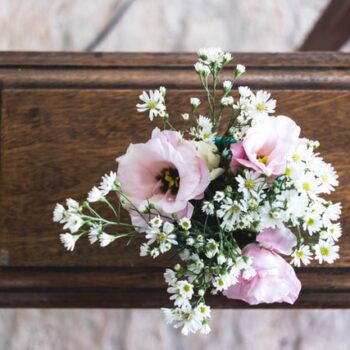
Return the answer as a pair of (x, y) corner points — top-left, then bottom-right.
(0, 0), (349, 349)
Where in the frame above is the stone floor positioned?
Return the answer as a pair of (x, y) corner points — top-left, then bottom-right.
(0, 0), (350, 349)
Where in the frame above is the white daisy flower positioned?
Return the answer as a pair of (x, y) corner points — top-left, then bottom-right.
(291, 245), (312, 267)
(53, 203), (65, 223)
(139, 243), (150, 256)
(181, 113), (190, 121)
(223, 80), (233, 91)
(164, 268), (177, 286)
(168, 280), (194, 309)
(88, 223), (102, 244)
(136, 89), (166, 121)
(198, 47), (229, 66)
(314, 240), (339, 264)
(149, 215), (163, 228)
(63, 213), (83, 233)
(217, 198), (247, 231)
(213, 191), (225, 202)
(236, 170), (266, 197)
(238, 86), (252, 98)
(145, 223), (177, 253)
(302, 211), (322, 235)
(259, 202), (285, 229)
(99, 171), (118, 195)
(66, 198), (80, 213)
(87, 186), (103, 203)
(99, 233), (116, 247)
(249, 90), (276, 119)
(194, 62), (210, 77)
(179, 217), (192, 230)
(322, 202), (341, 223)
(60, 233), (78, 251)
(190, 97), (201, 108)
(235, 64), (246, 75)
(320, 223), (342, 242)
(213, 273), (235, 292)
(205, 239), (219, 258)
(195, 303), (211, 320)
(221, 96), (234, 106)
(202, 201), (215, 215)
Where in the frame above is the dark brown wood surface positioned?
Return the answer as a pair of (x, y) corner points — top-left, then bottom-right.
(299, 0), (350, 51)
(0, 52), (349, 307)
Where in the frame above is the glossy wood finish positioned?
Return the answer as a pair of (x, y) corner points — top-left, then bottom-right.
(0, 52), (349, 307)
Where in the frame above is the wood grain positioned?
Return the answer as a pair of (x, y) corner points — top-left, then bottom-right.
(299, 0), (350, 51)
(0, 52), (349, 307)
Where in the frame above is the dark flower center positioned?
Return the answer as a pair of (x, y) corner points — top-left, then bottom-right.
(156, 167), (180, 195)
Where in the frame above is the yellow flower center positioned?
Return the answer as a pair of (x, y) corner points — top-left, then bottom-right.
(321, 175), (329, 183)
(156, 167), (180, 195)
(147, 100), (157, 109)
(156, 232), (166, 243)
(303, 182), (311, 192)
(306, 218), (315, 227)
(320, 247), (330, 256)
(183, 284), (191, 293)
(285, 167), (292, 176)
(230, 205), (240, 213)
(256, 102), (266, 112)
(296, 251), (304, 259)
(245, 179), (255, 189)
(292, 153), (301, 162)
(257, 155), (269, 164)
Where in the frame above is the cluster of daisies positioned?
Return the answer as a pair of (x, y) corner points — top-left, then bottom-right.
(53, 48), (341, 335)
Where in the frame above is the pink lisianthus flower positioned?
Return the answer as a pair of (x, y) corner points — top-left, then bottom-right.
(256, 227), (297, 255)
(230, 115), (300, 176)
(116, 128), (211, 226)
(224, 244), (301, 305)
(223, 227), (300, 305)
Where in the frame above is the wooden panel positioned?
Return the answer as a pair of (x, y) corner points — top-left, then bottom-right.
(299, 0), (350, 51)
(0, 53), (350, 307)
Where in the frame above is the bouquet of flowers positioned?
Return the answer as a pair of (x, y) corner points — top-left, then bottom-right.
(53, 48), (341, 335)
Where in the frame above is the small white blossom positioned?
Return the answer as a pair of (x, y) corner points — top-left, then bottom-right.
(168, 280), (194, 310)
(87, 186), (103, 203)
(235, 64), (246, 75)
(202, 201), (215, 215)
(88, 223), (102, 244)
(238, 86), (252, 98)
(182, 113), (190, 121)
(179, 217), (192, 230)
(194, 62), (210, 77)
(60, 233), (78, 251)
(140, 243), (150, 256)
(314, 240), (339, 264)
(197, 48), (230, 67)
(221, 96), (234, 106)
(291, 245), (312, 267)
(150, 215), (163, 228)
(213, 191), (225, 202)
(223, 80), (232, 91)
(320, 223), (342, 242)
(66, 198), (80, 213)
(136, 89), (166, 121)
(190, 97), (201, 108)
(99, 171), (118, 195)
(164, 268), (177, 286)
(205, 239), (219, 258)
(63, 213), (83, 233)
(249, 90), (276, 119)
(53, 203), (65, 223)
(99, 233), (116, 247)
(145, 223), (177, 253)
